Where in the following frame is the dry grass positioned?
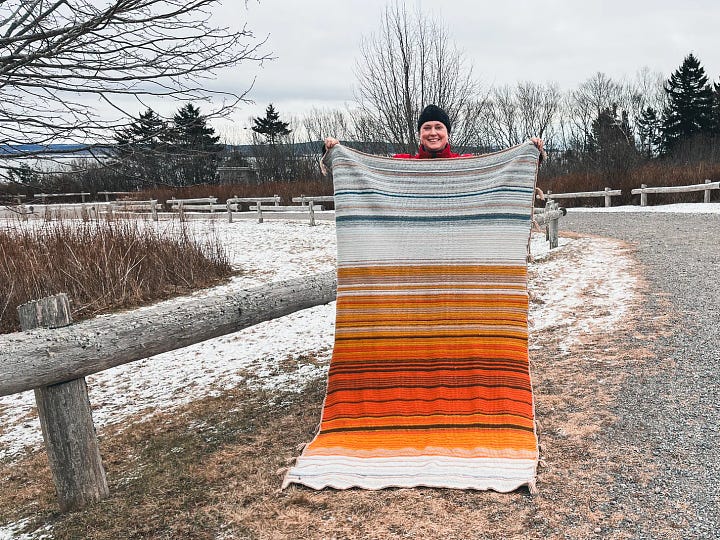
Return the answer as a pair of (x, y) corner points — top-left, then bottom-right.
(540, 161), (720, 206)
(0, 220), (234, 334)
(0, 238), (688, 539)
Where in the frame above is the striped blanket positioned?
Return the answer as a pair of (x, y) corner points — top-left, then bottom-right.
(283, 142), (540, 492)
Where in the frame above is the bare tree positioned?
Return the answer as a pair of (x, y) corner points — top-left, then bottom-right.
(563, 72), (629, 150)
(301, 107), (352, 143)
(625, 67), (666, 134)
(353, 1), (480, 153)
(516, 81), (561, 141)
(483, 82), (560, 150)
(0, 0), (270, 171)
(486, 85), (521, 148)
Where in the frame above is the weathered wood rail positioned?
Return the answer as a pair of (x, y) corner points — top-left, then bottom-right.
(35, 192), (92, 204)
(1, 273), (336, 396)
(546, 187), (621, 207)
(250, 203), (322, 225)
(1, 272), (336, 511)
(631, 180), (719, 206)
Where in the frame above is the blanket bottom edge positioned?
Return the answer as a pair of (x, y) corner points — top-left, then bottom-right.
(282, 456), (537, 493)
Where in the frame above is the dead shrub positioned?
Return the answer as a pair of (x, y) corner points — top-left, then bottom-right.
(0, 220), (234, 334)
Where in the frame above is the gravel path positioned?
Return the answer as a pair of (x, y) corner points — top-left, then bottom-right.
(560, 211), (720, 539)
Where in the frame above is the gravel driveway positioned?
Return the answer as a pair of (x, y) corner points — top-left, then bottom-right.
(560, 211), (720, 539)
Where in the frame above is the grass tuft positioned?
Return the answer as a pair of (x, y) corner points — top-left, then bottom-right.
(0, 220), (234, 334)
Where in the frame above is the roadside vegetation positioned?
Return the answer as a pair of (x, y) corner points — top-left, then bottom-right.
(0, 220), (234, 334)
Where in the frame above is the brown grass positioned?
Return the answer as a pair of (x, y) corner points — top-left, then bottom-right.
(540, 161), (720, 206)
(0, 238), (688, 539)
(0, 220), (234, 334)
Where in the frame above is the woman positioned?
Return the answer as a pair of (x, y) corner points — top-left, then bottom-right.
(324, 104), (545, 160)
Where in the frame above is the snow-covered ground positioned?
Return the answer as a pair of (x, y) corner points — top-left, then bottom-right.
(568, 202), (720, 214)
(3, 202), (718, 463)
(3, 203), (717, 538)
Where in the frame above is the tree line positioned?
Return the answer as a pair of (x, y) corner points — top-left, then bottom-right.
(2, 0), (719, 197)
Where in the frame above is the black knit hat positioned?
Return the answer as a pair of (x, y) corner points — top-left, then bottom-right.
(417, 104), (451, 134)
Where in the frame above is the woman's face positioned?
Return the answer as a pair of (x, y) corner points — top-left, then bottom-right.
(419, 121), (449, 152)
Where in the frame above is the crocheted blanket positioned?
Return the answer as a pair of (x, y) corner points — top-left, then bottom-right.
(283, 142), (541, 492)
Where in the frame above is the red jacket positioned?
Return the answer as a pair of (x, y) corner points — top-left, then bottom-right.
(393, 144), (472, 159)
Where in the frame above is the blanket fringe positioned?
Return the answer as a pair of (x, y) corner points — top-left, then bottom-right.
(528, 479), (539, 496)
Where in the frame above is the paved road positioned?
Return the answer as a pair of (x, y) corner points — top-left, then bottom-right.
(560, 211), (720, 539)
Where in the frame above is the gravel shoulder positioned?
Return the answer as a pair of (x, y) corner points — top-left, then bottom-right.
(560, 211), (720, 539)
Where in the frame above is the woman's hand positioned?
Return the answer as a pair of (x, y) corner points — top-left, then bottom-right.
(530, 137), (544, 153)
(530, 137), (546, 164)
(324, 137), (339, 149)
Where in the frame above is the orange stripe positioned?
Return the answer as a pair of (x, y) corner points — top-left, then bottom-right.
(322, 386), (533, 408)
(305, 429), (538, 454)
(321, 413), (535, 432)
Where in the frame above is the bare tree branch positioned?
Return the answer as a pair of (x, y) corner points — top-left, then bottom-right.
(0, 0), (271, 175)
(353, 0), (480, 154)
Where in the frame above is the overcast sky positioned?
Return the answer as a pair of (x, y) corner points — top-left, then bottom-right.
(203, 0), (720, 141)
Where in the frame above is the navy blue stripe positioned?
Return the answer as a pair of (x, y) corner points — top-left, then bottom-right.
(336, 213), (528, 223)
(335, 187), (532, 199)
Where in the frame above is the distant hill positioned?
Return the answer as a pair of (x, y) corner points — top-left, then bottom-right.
(0, 144), (114, 157)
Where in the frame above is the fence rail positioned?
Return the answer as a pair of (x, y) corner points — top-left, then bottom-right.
(0, 273), (335, 511)
(0, 272), (336, 397)
(546, 187), (622, 207)
(631, 180), (719, 206)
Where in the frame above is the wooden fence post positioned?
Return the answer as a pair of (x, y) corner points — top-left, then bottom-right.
(17, 294), (109, 512)
(151, 199), (158, 222)
(227, 200), (233, 223)
(178, 201), (185, 222)
(309, 200), (316, 226)
(545, 201), (559, 249)
(256, 201), (263, 223)
(705, 180), (711, 204)
(604, 187), (611, 208)
(640, 184), (648, 207)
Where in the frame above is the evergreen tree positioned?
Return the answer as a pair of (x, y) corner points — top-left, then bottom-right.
(589, 104), (633, 155)
(168, 104), (223, 185)
(252, 104), (291, 144)
(636, 106), (662, 159)
(712, 81), (720, 135)
(115, 108), (170, 187)
(589, 104), (637, 179)
(661, 54), (715, 154)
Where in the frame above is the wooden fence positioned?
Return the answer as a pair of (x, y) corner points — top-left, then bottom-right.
(546, 188), (622, 207)
(546, 179), (719, 207)
(35, 192), (91, 204)
(631, 180), (720, 206)
(0, 272), (336, 511)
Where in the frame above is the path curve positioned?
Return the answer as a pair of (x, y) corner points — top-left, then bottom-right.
(560, 211), (720, 539)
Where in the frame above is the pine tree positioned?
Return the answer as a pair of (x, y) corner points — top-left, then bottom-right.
(589, 104), (637, 178)
(636, 106), (662, 159)
(661, 54), (715, 154)
(252, 104), (291, 144)
(712, 81), (720, 135)
(590, 104), (633, 155)
(115, 108), (170, 187)
(168, 104), (223, 185)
